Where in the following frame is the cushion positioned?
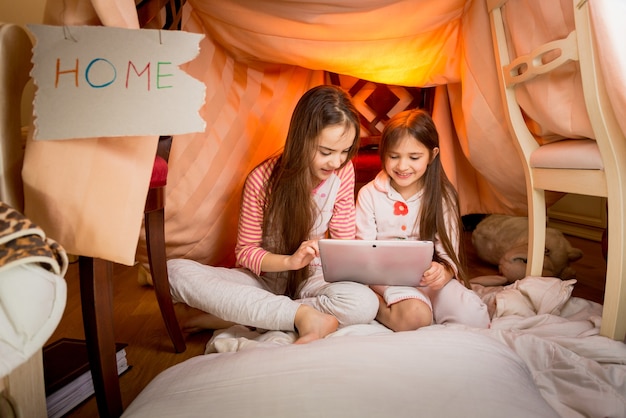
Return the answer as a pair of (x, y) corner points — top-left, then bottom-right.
(0, 264), (66, 379)
(530, 139), (603, 169)
(150, 155), (168, 188)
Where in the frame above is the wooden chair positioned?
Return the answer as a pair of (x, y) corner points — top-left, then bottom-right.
(78, 133), (185, 418)
(0, 23), (30, 211)
(488, 0), (626, 341)
(78, 3), (189, 416)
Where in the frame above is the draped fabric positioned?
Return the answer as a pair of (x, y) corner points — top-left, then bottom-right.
(24, 0), (626, 268)
(22, 0), (158, 265)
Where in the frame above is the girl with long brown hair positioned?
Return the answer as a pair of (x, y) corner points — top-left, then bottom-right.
(168, 85), (379, 343)
(356, 109), (489, 331)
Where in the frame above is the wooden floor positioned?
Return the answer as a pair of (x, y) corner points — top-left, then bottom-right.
(47, 232), (607, 417)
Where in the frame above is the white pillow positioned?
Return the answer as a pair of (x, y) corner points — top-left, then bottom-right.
(123, 328), (559, 418)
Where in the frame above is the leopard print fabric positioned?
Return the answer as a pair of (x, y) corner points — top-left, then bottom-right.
(0, 202), (68, 276)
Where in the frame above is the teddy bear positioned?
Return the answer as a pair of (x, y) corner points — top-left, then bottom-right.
(470, 214), (583, 285)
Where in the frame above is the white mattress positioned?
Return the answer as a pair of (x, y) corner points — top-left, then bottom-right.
(123, 276), (626, 418)
(124, 328), (559, 418)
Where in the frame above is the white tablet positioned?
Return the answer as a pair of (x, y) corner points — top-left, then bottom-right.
(319, 239), (434, 287)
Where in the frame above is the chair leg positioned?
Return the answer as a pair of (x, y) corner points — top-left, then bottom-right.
(600, 198), (626, 342)
(79, 256), (123, 418)
(145, 197), (186, 353)
(526, 187), (548, 277)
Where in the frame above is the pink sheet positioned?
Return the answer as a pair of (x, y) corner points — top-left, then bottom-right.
(23, 0), (157, 265)
(24, 0), (625, 268)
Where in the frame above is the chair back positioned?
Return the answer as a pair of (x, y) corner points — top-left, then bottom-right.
(0, 23), (32, 212)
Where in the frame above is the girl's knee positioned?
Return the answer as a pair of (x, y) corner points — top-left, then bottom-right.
(388, 299), (432, 332)
(457, 288), (490, 328)
(327, 283), (379, 325)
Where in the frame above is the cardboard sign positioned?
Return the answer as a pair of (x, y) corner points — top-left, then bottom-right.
(28, 25), (206, 140)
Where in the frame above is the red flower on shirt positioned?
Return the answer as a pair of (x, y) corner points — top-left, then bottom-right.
(393, 201), (408, 216)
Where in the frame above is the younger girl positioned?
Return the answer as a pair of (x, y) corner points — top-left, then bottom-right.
(168, 85), (379, 344)
(356, 109), (489, 331)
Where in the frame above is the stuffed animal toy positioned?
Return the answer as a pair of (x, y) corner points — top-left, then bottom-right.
(470, 214), (583, 284)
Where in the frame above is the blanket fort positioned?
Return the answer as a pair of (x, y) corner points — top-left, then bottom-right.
(28, 25), (205, 141)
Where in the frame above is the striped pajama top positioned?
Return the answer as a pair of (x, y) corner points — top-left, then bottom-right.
(235, 156), (356, 276)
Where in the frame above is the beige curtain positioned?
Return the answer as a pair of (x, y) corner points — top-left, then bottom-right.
(23, 0), (158, 265)
(26, 0), (622, 268)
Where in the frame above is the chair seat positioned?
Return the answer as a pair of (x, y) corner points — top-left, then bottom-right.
(150, 155), (168, 188)
(530, 139), (603, 170)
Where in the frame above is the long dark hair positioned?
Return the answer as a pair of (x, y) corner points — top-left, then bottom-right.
(262, 85), (360, 297)
(380, 109), (468, 287)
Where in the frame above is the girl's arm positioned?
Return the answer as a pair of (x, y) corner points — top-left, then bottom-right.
(235, 161), (272, 275)
(260, 240), (319, 272)
(261, 163), (357, 271)
(327, 162), (357, 239)
(421, 260), (455, 290)
(235, 158), (328, 274)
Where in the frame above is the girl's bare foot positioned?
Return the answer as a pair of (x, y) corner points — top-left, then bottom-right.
(293, 305), (338, 344)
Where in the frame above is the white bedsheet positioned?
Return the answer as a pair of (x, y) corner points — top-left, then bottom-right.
(123, 276), (625, 418)
(125, 327), (561, 418)
(203, 277), (626, 418)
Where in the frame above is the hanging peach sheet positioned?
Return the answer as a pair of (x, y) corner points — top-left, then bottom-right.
(22, 0), (158, 265)
(23, 0), (626, 268)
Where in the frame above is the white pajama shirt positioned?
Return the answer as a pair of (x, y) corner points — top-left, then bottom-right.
(356, 171), (490, 328)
